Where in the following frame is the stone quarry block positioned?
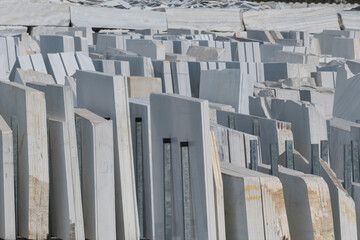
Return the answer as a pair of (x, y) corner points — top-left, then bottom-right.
(75, 108), (116, 240)
(127, 76), (162, 98)
(150, 93), (217, 239)
(0, 115), (15, 240)
(76, 70), (139, 240)
(0, 81), (48, 239)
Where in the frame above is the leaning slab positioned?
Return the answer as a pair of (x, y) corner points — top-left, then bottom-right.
(76, 70), (139, 240)
(0, 81), (48, 239)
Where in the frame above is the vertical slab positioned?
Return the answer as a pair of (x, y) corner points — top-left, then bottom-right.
(26, 83), (84, 240)
(75, 108), (116, 240)
(0, 81), (49, 239)
(76, 70), (139, 240)
(48, 120), (79, 240)
(150, 93), (217, 240)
